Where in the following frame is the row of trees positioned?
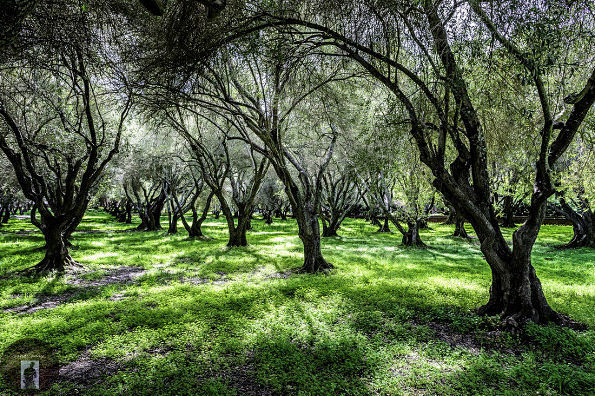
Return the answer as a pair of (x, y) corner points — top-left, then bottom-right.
(1, 0), (593, 326)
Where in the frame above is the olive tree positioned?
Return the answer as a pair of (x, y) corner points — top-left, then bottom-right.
(0, 2), (132, 272)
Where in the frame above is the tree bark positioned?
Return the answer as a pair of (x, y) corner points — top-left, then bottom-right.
(167, 215), (179, 234)
(321, 219), (339, 237)
(554, 198), (594, 249)
(1, 206), (9, 223)
(136, 189), (165, 231)
(377, 216), (391, 232)
(220, 199), (250, 247)
(453, 214), (470, 238)
(227, 223), (248, 246)
(182, 192), (213, 238)
(26, 207), (83, 273)
(401, 221), (426, 247)
(477, 230), (562, 327)
(501, 195), (516, 227)
(297, 207), (332, 272)
(33, 224), (73, 272)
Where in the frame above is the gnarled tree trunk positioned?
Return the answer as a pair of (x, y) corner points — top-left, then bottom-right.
(297, 206), (332, 272)
(321, 219), (339, 237)
(27, 205), (84, 273)
(34, 223), (76, 272)
(401, 221), (426, 247)
(453, 213), (470, 238)
(476, 209), (563, 327)
(552, 196), (594, 249)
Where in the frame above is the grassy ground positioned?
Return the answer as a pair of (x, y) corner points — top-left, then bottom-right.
(0, 211), (593, 395)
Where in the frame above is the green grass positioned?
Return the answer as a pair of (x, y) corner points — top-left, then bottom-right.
(0, 211), (593, 395)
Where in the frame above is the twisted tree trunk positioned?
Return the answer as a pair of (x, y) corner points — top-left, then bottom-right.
(401, 221), (426, 247)
(298, 206), (332, 272)
(553, 197), (594, 249)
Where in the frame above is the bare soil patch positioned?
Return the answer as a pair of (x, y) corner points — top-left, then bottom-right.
(4, 266), (147, 314)
(58, 350), (123, 386)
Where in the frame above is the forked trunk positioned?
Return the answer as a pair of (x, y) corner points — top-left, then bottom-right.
(224, 203), (250, 247)
(188, 213), (204, 237)
(402, 221), (426, 247)
(471, 203), (569, 327)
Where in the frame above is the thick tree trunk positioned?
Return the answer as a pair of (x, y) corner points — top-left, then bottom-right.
(227, 224), (248, 247)
(136, 192), (165, 231)
(401, 221), (426, 247)
(297, 208), (333, 273)
(188, 216), (204, 237)
(377, 216), (391, 232)
(321, 215), (341, 237)
(30, 221), (80, 273)
(223, 202), (250, 247)
(321, 221), (339, 237)
(478, 248), (562, 327)
(463, 196), (568, 327)
(453, 214), (470, 238)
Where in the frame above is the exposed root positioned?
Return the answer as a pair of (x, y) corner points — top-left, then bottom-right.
(477, 305), (586, 331)
(297, 259), (334, 274)
(18, 255), (83, 276)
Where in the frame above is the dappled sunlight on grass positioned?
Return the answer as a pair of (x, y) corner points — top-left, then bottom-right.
(0, 212), (593, 394)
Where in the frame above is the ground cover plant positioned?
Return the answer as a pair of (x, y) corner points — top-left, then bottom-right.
(1, 212), (593, 395)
